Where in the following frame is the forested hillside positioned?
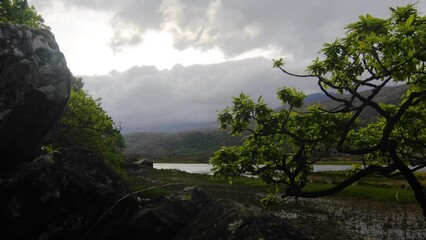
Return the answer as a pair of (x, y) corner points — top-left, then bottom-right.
(124, 130), (242, 162)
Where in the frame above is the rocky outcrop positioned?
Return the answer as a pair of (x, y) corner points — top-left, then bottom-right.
(0, 23), (72, 174)
(175, 198), (303, 240)
(130, 186), (211, 239)
(132, 186), (304, 240)
(0, 148), (140, 240)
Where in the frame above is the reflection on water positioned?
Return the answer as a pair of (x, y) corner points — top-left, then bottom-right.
(153, 163), (354, 175)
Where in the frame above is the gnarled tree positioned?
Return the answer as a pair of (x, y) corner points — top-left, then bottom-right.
(210, 4), (426, 218)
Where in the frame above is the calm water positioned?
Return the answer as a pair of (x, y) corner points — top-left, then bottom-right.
(153, 163), (353, 175)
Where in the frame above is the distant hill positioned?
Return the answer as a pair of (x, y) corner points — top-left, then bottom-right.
(124, 85), (408, 162)
(124, 129), (242, 162)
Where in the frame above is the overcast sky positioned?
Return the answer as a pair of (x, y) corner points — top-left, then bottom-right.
(29, 0), (425, 132)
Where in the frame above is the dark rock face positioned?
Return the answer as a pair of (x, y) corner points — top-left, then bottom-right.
(131, 186), (211, 239)
(132, 186), (304, 240)
(175, 199), (304, 240)
(0, 148), (140, 240)
(0, 23), (71, 172)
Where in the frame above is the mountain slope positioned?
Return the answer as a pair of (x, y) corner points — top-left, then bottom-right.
(124, 130), (241, 162)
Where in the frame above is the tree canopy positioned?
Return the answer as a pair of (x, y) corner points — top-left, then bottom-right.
(0, 0), (48, 28)
(211, 4), (426, 218)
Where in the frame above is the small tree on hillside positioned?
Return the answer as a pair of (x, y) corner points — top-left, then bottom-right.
(0, 0), (48, 28)
(210, 4), (426, 218)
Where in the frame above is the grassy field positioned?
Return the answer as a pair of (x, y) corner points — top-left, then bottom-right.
(125, 168), (426, 239)
(126, 169), (425, 204)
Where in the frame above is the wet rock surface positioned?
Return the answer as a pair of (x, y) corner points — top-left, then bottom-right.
(0, 23), (71, 172)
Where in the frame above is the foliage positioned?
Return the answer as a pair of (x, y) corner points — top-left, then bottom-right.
(49, 77), (126, 172)
(211, 4), (426, 217)
(0, 0), (48, 28)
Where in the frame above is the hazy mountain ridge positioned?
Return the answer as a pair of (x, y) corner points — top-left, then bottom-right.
(124, 85), (408, 162)
(124, 129), (241, 162)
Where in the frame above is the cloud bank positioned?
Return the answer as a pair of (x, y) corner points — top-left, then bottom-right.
(83, 58), (316, 132)
(32, 0), (424, 62)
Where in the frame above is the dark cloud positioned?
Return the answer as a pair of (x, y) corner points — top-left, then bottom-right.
(111, 0), (426, 59)
(32, 0), (426, 59)
(108, 1), (163, 52)
(82, 58), (317, 132)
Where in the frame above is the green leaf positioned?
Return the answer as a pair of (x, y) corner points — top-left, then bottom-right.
(405, 14), (415, 27)
(273, 58), (284, 68)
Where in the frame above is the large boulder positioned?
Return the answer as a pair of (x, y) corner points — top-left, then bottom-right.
(0, 148), (140, 240)
(0, 23), (71, 173)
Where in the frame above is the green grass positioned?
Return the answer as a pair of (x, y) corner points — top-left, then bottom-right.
(125, 169), (420, 206)
(126, 169), (270, 205)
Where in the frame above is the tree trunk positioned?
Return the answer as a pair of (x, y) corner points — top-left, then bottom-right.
(389, 140), (426, 220)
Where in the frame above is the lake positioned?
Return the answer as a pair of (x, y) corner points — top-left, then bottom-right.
(153, 163), (354, 175)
